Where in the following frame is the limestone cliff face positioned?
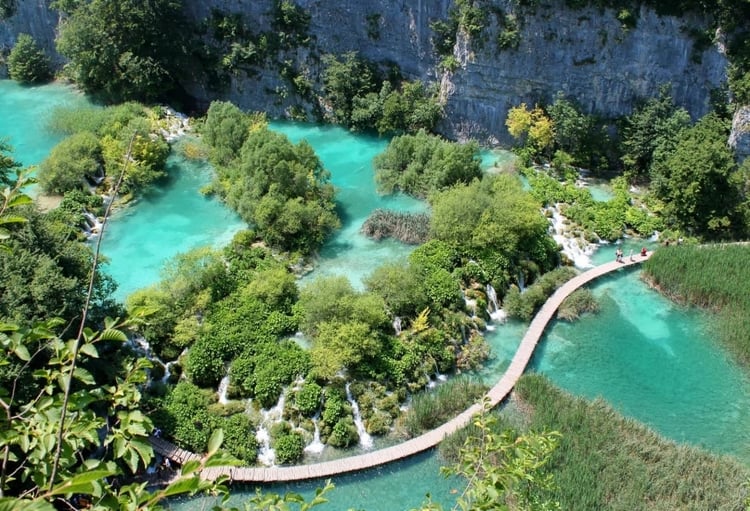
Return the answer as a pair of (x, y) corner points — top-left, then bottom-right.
(184, 0), (726, 144)
(0, 0), (61, 65)
(0, 0), (731, 145)
(730, 106), (750, 164)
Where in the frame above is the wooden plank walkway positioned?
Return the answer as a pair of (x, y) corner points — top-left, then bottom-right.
(152, 251), (652, 482)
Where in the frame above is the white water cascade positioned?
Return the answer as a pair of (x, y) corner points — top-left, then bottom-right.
(83, 211), (103, 237)
(256, 392), (287, 466)
(548, 205), (595, 268)
(393, 316), (402, 336)
(217, 376), (230, 405)
(345, 383), (373, 449)
(485, 284), (507, 323)
(303, 418), (325, 455)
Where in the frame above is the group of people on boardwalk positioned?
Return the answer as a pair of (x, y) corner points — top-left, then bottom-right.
(615, 246), (648, 263)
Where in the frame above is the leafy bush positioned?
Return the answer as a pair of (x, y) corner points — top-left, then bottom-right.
(328, 417), (358, 448)
(557, 288), (599, 321)
(7, 33), (51, 83)
(273, 432), (305, 464)
(295, 381), (322, 417)
(402, 378), (487, 437)
(221, 413), (258, 464)
(38, 131), (101, 194)
(374, 130), (481, 198)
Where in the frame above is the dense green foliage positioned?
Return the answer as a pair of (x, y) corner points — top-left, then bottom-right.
(321, 52), (443, 134)
(203, 101), (339, 254)
(42, 103), (171, 196)
(643, 244), (750, 364)
(557, 288), (599, 321)
(55, 0), (188, 102)
(7, 33), (51, 83)
(650, 114), (746, 239)
(444, 374), (750, 509)
(429, 174), (559, 292)
(373, 130), (482, 198)
(37, 131), (101, 194)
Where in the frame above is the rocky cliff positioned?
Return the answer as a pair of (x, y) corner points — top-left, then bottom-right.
(0, 0), (732, 145)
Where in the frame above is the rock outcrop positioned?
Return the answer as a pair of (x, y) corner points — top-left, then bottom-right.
(730, 106), (750, 164)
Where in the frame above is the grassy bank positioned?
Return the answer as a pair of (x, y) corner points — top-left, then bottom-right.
(643, 244), (750, 364)
(441, 374), (749, 510)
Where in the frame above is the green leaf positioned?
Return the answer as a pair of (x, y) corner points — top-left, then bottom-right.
(73, 367), (95, 385)
(79, 343), (99, 358)
(0, 497), (55, 511)
(48, 468), (114, 496)
(0, 215), (28, 225)
(7, 193), (32, 207)
(207, 428), (223, 456)
(159, 476), (201, 498)
(181, 460), (201, 475)
(13, 343), (31, 361)
(99, 328), (128, 342)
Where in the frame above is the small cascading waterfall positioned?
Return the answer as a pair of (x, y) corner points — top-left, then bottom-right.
(217, 375), (230, 405)
(485, 284), (507, 323)
(548, 205), (595, 268)
(464, 296), (477, 317)
(303, 417), (325, 455)
(161, 361), (173, 384)
(518, 270), (526, 291)
(82, 211), (103, 237)
(345, 383), (373, 450)
(393, 316), (402, 336)
(256, 392), (287, 466)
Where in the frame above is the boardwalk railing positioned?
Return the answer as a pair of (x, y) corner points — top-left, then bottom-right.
(152, 253), (652, 482)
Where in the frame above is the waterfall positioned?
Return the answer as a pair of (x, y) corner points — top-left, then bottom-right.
(548, 205), (594, 268)
(464, 297), (477, 317)
(256, 426), (275, 466)
(161, 361), (172, 384)
(345, 383), (373, 450)
(82, 211), (103, 237)
(303, 418), (325, 454)
(517, 271), (526, 291)
(256, 391), (287, 466)
(485, 284), (508, 323)
(217, 376), (230, 405)
(393, 316), (402, 336)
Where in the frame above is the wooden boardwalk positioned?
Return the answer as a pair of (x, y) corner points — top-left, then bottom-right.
(152, 252), (652, 482)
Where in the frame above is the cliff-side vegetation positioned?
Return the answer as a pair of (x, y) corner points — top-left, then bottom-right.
(322, 52), (443, 135)
(7, 33), (51, 84)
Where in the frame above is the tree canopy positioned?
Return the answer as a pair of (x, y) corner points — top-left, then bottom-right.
(7, 33), (52, 84)
(55, 0), (188, 102)
(373, 130), (481, 198)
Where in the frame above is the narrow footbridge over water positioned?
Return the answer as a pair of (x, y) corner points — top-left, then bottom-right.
(150, 252), (652, 482)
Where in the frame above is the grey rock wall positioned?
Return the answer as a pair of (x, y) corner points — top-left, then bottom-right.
(0, 0), (61, 63)
(730, 106), (750, 164)
(0, 0), (732, 146)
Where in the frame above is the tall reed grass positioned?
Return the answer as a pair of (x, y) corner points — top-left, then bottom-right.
(360, 209), (430, 244)
(643, 244), (750, 363)
(441, 374), (749, 509)
(401, 378), (487, 437)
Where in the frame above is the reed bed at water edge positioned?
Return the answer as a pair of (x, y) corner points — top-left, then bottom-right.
(441, 374), (750, 510)
(401, 378), (487, 438)
(643, 244), (750, 363)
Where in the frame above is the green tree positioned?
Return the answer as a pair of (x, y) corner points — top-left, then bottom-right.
(56, 0), (188, 102)
(506, 103), (555, 156)
(0, 141), (21, 187)
(321, 52), (377, 124)
(653, 113), (744, 238)
(202, 101), (252, 166)
(619, 85), (691, 182)
(214, 126), (340, 254)
(7, 33), (51, 84)
(37, 131), (101, 194)
(374, 130), (481, 198)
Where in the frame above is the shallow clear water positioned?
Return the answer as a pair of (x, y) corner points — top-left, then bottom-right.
(0, 81), (91, 167)
(99, 141), (246, 299)
(528, 270), (750, 462)
(168, 449), (459, 511)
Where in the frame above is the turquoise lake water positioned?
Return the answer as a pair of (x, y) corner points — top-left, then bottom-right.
(3, 81), (749, 509)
